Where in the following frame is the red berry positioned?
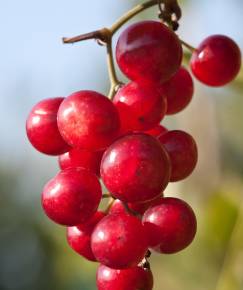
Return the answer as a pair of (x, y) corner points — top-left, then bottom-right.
(143, 197), (197, 253)
(42, 168), (102, 226)
(160, 67), (194, 115)
(116, 21), (182, 84)
(26, 97), (70, 155)
(109, 196), (164, 216)
(158, 130), (198, 182)
(113, 82), (167, 132)
(57, 90), (120, 150)
(190, 35), (241, 86)
(100, 133), (171, 203)
(67, 211), (106, 261)
(91, 213), (148, 269)
(145, 124), (168, 138)
(97, 264), (153, 290)
(59, 148), (104, 176)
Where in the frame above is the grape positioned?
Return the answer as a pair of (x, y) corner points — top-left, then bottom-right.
(145, 124), (168, 138)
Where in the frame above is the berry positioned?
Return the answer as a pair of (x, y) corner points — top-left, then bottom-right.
(58, 148), (104, 176)
(158, 130), (198, 182)
(67, 211), (106, 261)
(97, 264), (153, 290)
(116, 20), (182, 84)
(100, 133), (171, 203)
(143, 197), (197, 253)
(42, 168), (102, 226)
(113, 82), (167, 132)
(109, 196), (164, 216)
(145, 124), (168, 138)
(190, 35), (241, 86)
(91, 213), (148, 269)
(57, 90), (120, 150)
(160, 67), (194, 115)
(26, 97), (70, 155)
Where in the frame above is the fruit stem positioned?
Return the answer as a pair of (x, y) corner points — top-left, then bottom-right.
(106, 40), (122, 100)
(180, 39), (196, 52)
(121, 201), (141, 218)
(102, 193), (111, 199)
(105, 197), (115, 214)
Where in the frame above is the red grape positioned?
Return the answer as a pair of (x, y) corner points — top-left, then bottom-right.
(91, 213), (148, 269)
(190, 35), (241, 86)
(145, 124), (168, 138)
(143, 197), (197, 253)
(113, 82), (167, 132)
(59, 148), (104, 176)
(42, 168), (102, 226)
(57, 90), (120, 150)
(116, 21), (182, 84)
(158, 130), (198, 182)
(97, 264), (153, 290)
(26, 97), (70, 155)
(67, 211), (106, 261)
(100, 133), (171, 203)
(160, 67), (194, 115)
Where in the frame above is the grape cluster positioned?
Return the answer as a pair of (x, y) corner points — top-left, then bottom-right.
(26, 11), (241, 290)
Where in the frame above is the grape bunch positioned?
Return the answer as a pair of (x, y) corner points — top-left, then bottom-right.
(26, 1), (241, 289)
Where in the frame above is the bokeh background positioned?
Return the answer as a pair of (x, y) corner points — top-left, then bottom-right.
(0, 0), (243, 289)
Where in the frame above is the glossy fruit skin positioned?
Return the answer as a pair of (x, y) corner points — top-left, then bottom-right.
(113, 82), (167, 132)
(109, 196), (164, 216)
(145, 124), (168, 138)
(57, 90), (120, 151)
(91, 213), (148, 269)
(158, 130), (197, 182)
(97, 264), (153, 290)
(100, 133), (171, 203)
(116, 20), (182, 85)
(26, 97), (70, 155)
(143, 197), (197, 253)
(67, 211), (106, 261)
(58, 148), (104, 176)
(160, 67), (194, 115)
(42, 168), (102, 226)
(190, 35), (241, 86)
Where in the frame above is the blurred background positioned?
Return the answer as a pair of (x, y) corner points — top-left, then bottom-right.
(0, 0), (243, 289)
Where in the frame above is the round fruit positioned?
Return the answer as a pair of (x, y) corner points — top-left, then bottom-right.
(91, 213), (148, 269)
(57, 90), (120, 150)
(113, 82), (167, 132)
(116, 20), (182, 84)
(26, 97), (70, 155)
(97, 264), (153, 290)
(158, 130), (198, 182)
(190, 35), (241, 86)
(59, 148), (104, 176)
(145, 124), (168, 138)
(42, 168), (102, 226)
(100, 133), (171, 203)
(160, 67), (194, 115)
(143, 197), (197, 253)
(67, 211), (106, 261)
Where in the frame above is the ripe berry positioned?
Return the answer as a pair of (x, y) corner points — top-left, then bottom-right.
(58, 148), (104, 176)
(97, 264), (153, 290)
(100, 133), (171, 203)
(116, 20), (182, 84)
(113, 82), (167, 132)
(42, 168), (102, 226)
(143, 197), (197, 253)
(26, 97), (70, 155)
(57, 90), (120, 151)
(67, 211), (106, 261)
(158, 130), (198, 182)
(190, 35), (241, 86)
(145, 124), (168, 138)
(91, 213), (148, 269)
(160, 67), (194, 115)
(109, 196), (164, 216)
